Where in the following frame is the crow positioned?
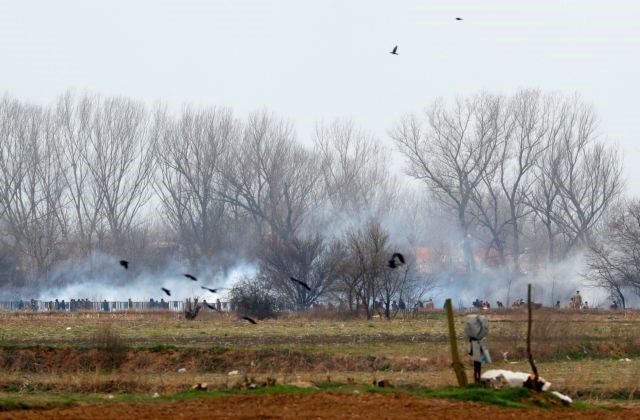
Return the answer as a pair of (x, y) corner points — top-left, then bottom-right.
(119, 260), (129, 269)
(388, 252), (406, 269)
(201, 286), (218, 293)
(184, 274), (197, 281)
(455, 17), (463, 21)
(241, 316), (257, 324)
(205, 302), (218, 311)
(290, 277), (311, 291)
(390, 45), (398, 55)
(392, 252), (405, 264)
(161, 287), (171, 296)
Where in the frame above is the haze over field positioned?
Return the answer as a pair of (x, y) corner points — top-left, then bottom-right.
(1, 1), (639, 309)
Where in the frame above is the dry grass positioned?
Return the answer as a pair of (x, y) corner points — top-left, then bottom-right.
(0, 309), (638, 400)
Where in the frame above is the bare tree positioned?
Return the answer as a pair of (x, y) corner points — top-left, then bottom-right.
(0, 96), (68, 280)
(218, 111), (324, 243)
(341, 219), (390, 319)
(586, 244), (628, 309)
(314, 119), (396, 221)
(258, 233), (343, 310)
(498, 91), (553, 272)
(550, 97), (623, 253)
(392, 94), (503, 272)
(84, 96), (155, 253)
(586, 201), (640, 308)
(154, 106), (239, 260)
(377, 253), (433, 319)
(529, 142), (564, 262)
(55, 92), (107, 255)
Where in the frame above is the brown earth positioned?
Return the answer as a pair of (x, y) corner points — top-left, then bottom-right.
(1, 393), (637, 420)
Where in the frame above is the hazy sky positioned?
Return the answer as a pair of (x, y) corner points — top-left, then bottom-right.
(1, 0), (639, 192)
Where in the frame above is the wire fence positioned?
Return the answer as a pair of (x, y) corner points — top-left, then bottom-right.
(0, 299), (232, 312)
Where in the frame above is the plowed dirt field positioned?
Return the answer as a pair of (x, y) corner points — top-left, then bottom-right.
(1, 392), (637, 420)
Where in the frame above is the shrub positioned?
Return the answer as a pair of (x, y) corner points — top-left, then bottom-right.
(184, 298), (202, 320)
(229, 276), (278, 320)
(91, 325), (127, 370)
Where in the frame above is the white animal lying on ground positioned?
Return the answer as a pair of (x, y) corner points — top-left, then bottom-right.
(481, 369), (551, 391)
(481, 369), (572, 404)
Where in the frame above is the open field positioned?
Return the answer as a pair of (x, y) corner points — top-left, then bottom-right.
(0, 309), (639, 417)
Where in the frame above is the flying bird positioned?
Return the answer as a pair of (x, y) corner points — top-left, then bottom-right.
(119, 260), (129, 269)
(205, 302), (218, 311)
(455, 17), (463, 21)
(290, 277), (311, 291)
(241, 316), (257, 324)
(388, 252), (406, 269)
(161, 287), (171, 296)
(184, 274), (197, 281)
(201, 286), (218, 293)
(389, 45), (398, 55)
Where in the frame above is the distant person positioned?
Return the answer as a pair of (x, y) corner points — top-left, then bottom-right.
(583, 301), (589, 310)
(398, 299), (406, 311)
(216, 298), (222, 311)
(555, 300), (560, 308)
(574, 291), (582, 310)
(102, 300), (108, 312)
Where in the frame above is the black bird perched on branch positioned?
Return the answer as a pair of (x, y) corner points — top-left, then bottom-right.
(119, 260), (129, 269)
(161, 287), (171, 296)
(241, 316), (257, 324)
(201, 286), (218, 293)
(388, 252), (406, 269)
(290, 277), (311, 291)
(389, 45), (398, 55)
(184, 274), (197, 281)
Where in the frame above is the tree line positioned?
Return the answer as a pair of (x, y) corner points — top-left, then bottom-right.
(0, 89), (634, 311)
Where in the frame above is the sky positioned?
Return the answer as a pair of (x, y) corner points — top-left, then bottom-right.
(1, 0), (639, 192)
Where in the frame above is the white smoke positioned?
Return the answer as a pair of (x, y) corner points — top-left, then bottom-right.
(34, 251), (257, 302)
(430, 252), (623, 309)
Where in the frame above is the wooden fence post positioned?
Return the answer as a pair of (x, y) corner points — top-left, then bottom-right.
(527, 284), (539, 379)
(445, 298), (468, 387)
